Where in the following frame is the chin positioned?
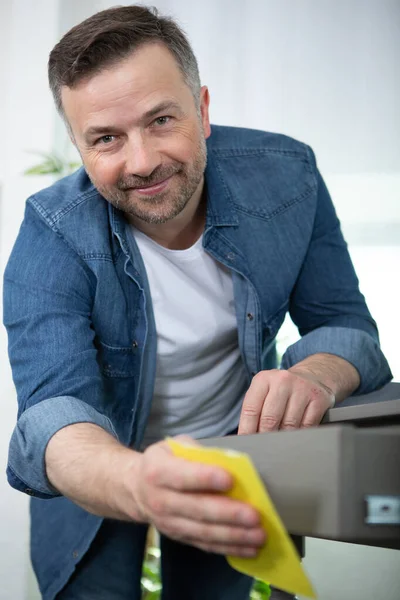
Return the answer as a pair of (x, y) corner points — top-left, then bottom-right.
(133, 208), (183, 225)
(126, 195), (189, 225)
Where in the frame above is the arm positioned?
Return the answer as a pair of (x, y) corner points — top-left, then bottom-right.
(239, 157), (391, 434)
(238, 353), (358, 434)
(45, 422), (139, 520)
(5, 203), (264, 557)
(4, 203), (117, 498)
(282, 165), (391, 395)
(45, 422), (266, 557)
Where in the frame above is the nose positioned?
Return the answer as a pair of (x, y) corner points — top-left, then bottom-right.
(124, 131), (161, 178)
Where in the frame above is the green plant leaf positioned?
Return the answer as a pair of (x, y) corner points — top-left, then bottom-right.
(251, 579), (271, 599)
(142, 562), (160, 578)
(23, 150), (81, 178)
(146, 546), (161, 559)
(141, 577), (162, 593)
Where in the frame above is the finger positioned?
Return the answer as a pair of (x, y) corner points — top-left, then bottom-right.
(157, 516), (266, 550)
(149, 489), (261, 527)
(144, 450), (233, 493)
(301, 399), (327, 428)
(238, 373), (271, 434)
(195, 542), (260, 558)
(258, 378), (291, 432)
(172, 434), (201, 446)
(280, 391), (309, 430)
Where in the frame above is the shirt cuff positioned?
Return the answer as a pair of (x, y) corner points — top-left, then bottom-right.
(281, 326), (393, 395)
(7, 396), (119, 498)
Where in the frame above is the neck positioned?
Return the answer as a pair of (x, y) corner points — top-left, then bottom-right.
(128, 177), (206, 250)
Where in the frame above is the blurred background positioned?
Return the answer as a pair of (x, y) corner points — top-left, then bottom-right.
(0, 1), (399, 598)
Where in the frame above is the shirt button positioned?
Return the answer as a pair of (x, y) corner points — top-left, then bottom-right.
(25, 488), (34, 496)
(72, 550), (79, 559)
(226, 252), (235, 261)
(132, 340), (138, 349)
(247, 313), (254, 321)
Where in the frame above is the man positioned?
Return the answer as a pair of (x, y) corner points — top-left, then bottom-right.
(4, 5), (391, 600)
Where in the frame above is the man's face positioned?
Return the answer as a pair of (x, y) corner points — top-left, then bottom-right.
(62, 43), (211, 224)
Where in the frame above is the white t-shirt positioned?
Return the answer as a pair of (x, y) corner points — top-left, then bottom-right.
(132, 228), (248, 449)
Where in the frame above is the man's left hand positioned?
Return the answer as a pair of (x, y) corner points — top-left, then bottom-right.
(238, 368), (335, 434)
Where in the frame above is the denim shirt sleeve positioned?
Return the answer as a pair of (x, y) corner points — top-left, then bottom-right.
(3, 203), (118, 498)
(7, 396), (118, 498)
(281, 163), (392, 394)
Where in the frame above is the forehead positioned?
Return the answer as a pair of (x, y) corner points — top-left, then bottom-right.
(61, 42), (192, 130)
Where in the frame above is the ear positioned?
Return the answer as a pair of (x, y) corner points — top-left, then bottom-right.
(199, 86), (211, 139)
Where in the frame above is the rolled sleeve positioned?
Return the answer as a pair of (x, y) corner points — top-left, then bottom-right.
(281, 326), (392, 395)
(7, 395), (118, 498)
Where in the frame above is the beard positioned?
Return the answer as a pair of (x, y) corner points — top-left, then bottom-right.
(90, 135), (207, 225)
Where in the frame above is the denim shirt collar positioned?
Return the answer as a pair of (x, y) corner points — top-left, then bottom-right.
(204, 156), (239, 228)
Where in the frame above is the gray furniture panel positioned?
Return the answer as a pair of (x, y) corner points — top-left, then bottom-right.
(323, 382), (400, 426)
(202, 383), (400, 549)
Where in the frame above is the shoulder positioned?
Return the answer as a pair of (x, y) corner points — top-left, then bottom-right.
(22, 168), (113, 259)
(207, 124), (314, 161)
(26, 167), (101, 228)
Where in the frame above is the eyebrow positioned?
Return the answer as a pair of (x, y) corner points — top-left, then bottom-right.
(83, 100), (183, 141)
(144, 100), (183, 120)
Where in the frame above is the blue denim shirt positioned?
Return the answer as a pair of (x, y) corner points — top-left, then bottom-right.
(4, 125), (392, 599)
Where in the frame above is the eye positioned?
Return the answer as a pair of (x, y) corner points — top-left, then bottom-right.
(153, 116), (171, 127)
(97, 135), (115, 145)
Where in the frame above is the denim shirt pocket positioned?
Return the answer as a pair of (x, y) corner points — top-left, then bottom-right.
(96, 340), (138, 378)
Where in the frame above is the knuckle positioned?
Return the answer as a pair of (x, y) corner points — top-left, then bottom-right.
(252, 371), (267, 384)
(259, 414), (280, 430)
(281, 418), (300, 430)
(241, 405), (260, 417)
(181, 466), (205, 490)
(301, 419), (317, 428)
(276, 369), (292, 383)
(144, 462), (160, 486)
(230, 527), (245, 544)
(197, 523), (211, 541)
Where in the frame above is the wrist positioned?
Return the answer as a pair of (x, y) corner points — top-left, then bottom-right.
(116, 448), (147, 523)
(288, 352), (360, 403)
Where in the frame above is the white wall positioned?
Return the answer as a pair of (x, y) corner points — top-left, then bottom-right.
(1, 1), (399, 599)
(300, 538), (400, 600)
(0, 2), (59, 599)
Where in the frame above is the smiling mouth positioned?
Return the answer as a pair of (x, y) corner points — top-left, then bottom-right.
(129, 175), (174, 196)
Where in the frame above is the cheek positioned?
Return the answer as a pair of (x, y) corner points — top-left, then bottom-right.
(165, 137), (201, 165)
(163, 122), (204, 162)
(86, 154), (123, 186)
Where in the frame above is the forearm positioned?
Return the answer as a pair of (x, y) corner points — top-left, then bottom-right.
(45, 422), (143, 521)
(288, 352), (360, 403)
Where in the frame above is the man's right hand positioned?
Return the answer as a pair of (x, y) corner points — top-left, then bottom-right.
(46, 424), (266, 558)
(129, 437), (266, 558)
